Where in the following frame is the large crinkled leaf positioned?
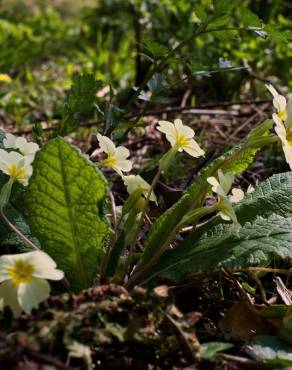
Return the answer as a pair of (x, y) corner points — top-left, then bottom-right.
(26, 137), (109, 291)
(141, 120), (274, 264)
(144, 172), (292, 284)
(147, 215), (292, 283)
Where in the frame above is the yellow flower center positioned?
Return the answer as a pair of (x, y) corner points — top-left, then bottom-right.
(7, 164), (26, 181)
(103, 155), (117, 168)
(175, 134), (190, 148)
(278, 109), (287, 122)
(7, 259), (35, 286)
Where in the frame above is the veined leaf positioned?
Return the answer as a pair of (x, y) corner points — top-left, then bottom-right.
(147, 215), (292, 284)
(57, 73), (102, 136)
(144, 172), (292, 284)
(26, 137), (109, 291)
(141, 120), (274, 264)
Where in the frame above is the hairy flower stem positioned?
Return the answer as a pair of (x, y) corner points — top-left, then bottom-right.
(126, 204), (217, 289)
(0, 209), (39, 251)
(121, 167), (162, 281)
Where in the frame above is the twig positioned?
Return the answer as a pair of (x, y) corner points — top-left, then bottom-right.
(12, 99), (272, 136)
(219, 353), (269, 369)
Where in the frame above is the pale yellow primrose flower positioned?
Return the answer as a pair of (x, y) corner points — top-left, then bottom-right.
(0, 251), (64, 317)
(207, 170), (244, 222)
(96, 134), (132, 176)
(123, 174), (157, 203)
(3, 133), (39, 162)
(0, 73), (12, 83)
(273, 113), (292, 169)
(0, 149), (33, 186)
(157, 119), (205, 158)
(266, 84), (287, 122)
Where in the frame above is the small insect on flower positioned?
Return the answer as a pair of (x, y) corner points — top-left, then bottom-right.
(207, 170), (244, 223)
(95, 134), (132, 176)
(3, 133), (39, 162)
(266, 84), (287, 122)
(157, 119), (205, 158)
(123, 174), (157, 203)
(0, 149), (33, 186)
(0, 251), (64, 317)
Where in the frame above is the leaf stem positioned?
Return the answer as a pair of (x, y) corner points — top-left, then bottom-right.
(0, 209), (40, 251)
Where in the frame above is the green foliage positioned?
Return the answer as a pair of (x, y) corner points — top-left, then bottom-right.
(26, 137), (109, 291)
(144, 172), (292, 284)
(141, 120), (274, 265)
(250, 336), (292, 367)
(201, 342), (233, 360)
(57, 73), (102, 136)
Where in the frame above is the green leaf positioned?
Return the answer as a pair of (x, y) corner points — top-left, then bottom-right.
(213, 0), (238, 15)
(0, 130), (5, 148)
(104, 104), (125, 135)
(145, 172), (292, 284)
(201, 342), (233, 359)
(250, 336), (292, 367)
(240, 7), (262, 28)
(141, 120), (273, 265)
(234, 172), (292, 223)
(148, 215), (292, 283)
(143, 40), (168, 58)
(26, 137), (109, 291)
(57, 73), (102, 136)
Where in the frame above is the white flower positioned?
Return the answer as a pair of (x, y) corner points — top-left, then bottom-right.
(0, 149), (33, 186)
(266, 84), (287, 122)
(3, 133), (39, 162)
(273, 113), (292, 169)
(96, 134), (132, 176)
(157, 119), (205, 158)
(207, 170), (244, 223)
(123, 175), (157, 203)
(0, 251), (64, 317)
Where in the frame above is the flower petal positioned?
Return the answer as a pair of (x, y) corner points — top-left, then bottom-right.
(97, 134), (116, 156)
(157, 121), (177, 139)
(17, 278), (50, 314)
(229, 188), (244, 203)
(3, 133), (17, 149)
(174, 119), (194, 138)
(207, 176), (226, 196)
(29, 251), (64, 281)
(282, 144), (292, 170)
(218, 170), (234, 195)
(115, 146), (130, 160)
(182, 139), (205, 157)
(0, 280), (21, 317)
(15, 137), (39, 156)
(114, 159), (132, 172)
